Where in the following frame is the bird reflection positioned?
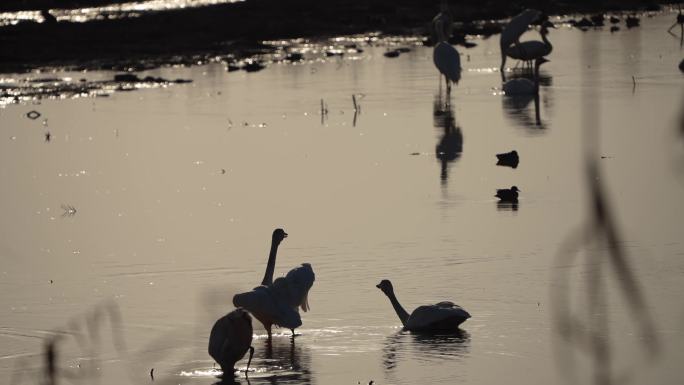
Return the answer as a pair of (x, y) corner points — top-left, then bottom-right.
(497, 201), (519, 211)
(260, 335), (312, 385)
(433, 91), (463, 185)
(382, 330), (470, 372)
(502, 71), (552, 129)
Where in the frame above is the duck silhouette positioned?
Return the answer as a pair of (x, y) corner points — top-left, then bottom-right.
(495, 186), (520, 202)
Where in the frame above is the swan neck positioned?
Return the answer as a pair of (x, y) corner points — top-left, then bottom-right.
(541, 30), (551, 47)
(260, 240), (280, 286)
(384, 290), (410, 326)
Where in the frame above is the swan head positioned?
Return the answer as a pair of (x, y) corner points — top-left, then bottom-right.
(540, 20), (555, 33)
(534, 57), (549, 68)
(376, 279), (394, 295)
(272, 228), (288, 244)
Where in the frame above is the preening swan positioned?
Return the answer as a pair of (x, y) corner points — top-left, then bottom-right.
(502, 57), (548, 96)
(376, 279), (470, 332)
(433, 16), (461, 95)
(208, 308), (255, 376)
(500, 9), (542, 80)
(233, 229), (315, 339)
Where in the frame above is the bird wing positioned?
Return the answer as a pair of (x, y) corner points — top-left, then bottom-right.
(501, 9), (541, 49)
(272, 263), (315, 312)
(433, 42), (461, 84)
(233, 286), (302, 329)
(406, 303), (471, 330)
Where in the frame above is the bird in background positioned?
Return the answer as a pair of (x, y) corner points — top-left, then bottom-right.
(502, 57), (549, 96)
(432, 15), (461, 95)
(208, 308), (255, 377)
(495, 186), (521, 202)
(376, 279), (470, 332)
(500, 9), (542, 81)
(233, 229), (315, 339)
(506, 21), (555, 69)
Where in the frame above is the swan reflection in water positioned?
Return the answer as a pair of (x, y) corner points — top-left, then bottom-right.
(211, 334), (312, 385)
(382, 330), (471, 374)
(502, 71), (553, 130)
(433, 91), (463, 185)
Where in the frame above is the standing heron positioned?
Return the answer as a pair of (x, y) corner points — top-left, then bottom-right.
(208, 308), (255, 377)
(500, 9), (542, 81)
(433, 17), (461, 95)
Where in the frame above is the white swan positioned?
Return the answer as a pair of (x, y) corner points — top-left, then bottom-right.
(506, 21), (554, 68)
(500, 9), (541, 80)
(208, 308), (254, 376)
(433, 15), (461, 95)
(502, 57), (548, 95)
(233, 229), (315, 338)
(376, 279), (470, 332)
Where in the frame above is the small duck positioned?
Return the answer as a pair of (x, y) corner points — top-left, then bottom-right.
(496, 150), (519, 168)
(626, 15), (640, 28)
(495, 186), (520, 202)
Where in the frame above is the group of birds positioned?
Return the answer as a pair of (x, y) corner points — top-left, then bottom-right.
(208, 228), (471, 378)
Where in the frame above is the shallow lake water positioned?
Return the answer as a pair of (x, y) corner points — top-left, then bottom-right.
(1, 11), (684, 385)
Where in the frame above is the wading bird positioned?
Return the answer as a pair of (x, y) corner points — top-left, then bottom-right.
(500, 9), (542, 81)
(495, 186), (521, 202)
(208, 308), (255, 377)
(506, 21), (554, 68)
(233, 229), (315, 339)
(433, 17), (461, 95)
(502, 58), (549, 96)
(376, 280), (470, 332)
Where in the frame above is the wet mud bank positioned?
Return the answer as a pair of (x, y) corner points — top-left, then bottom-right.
(0, 0), (674, 73)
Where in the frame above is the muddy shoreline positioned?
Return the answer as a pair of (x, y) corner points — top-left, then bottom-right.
(0, 0), (676, 74)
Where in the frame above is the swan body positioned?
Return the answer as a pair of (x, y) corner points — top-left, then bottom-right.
(208, 308), (255, 376)
(234, 228), (315, 338)
(376, 280), (470, 332)
(506, 23), (553, 65)
(495, 186), (520, 202)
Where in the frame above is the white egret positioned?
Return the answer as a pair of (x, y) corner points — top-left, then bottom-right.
(376, 280), (470, 332)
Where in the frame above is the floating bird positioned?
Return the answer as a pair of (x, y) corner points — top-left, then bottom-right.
(376, 280), (470, 332)
(506, 21), (554, 68)
(496, 150), (519, 168)
(383, 49), (400, 58)
(609, 16), (620, 24)
(495, 186), (520, 202)
(233, 229), (315, 339)
(433, 17), (461, 94)
(208, 308), (255, 377)
(500, 9), (542, 80)
(502, 57), (548, 96)
(626, 15), (640, 28)
(590, 14), (605, 26)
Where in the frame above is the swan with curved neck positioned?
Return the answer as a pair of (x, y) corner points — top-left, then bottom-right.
(500, 9), (542, 81)
(233, 228), (315, 339)
(376, 279), (470, 332)
(502, 57), (548, 96)
(506, 22), (554, 68)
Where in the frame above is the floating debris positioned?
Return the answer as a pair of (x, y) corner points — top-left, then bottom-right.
(61, 204), (77, 217)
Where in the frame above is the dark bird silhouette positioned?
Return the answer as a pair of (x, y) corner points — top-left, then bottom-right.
(609, 16), (620, 24)
(679, 58), (684, 72)
(208, 308), (255, 377)
(233, 229), (315, 339)
(495, 186), (520, 202)
(376, 280), (470, 332)
(626, 15), (640, 28)
(40, 8), (57, 24)
(496, 150), (519, 168)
